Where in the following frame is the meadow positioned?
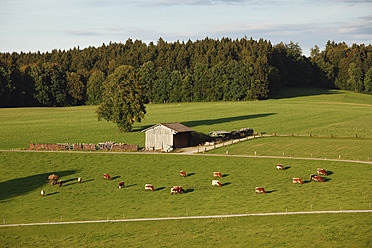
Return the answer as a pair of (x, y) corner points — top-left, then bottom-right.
(1, 88), (372, 247)
(0, 88), (371, 150)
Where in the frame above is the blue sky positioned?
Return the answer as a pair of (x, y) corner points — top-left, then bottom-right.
(1, 0), (371, 56)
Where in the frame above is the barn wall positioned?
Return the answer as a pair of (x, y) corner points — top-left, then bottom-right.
(174, 133), (190, 148)
(145, 125), (174, 150)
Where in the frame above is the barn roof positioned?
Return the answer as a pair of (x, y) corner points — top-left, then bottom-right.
(142, 123), (194, 133)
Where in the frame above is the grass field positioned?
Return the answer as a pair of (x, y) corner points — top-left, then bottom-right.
(1, 88), (372, 247)
(0, 88), (371, 150)
(1, 213), (371, 247)
(208, 136), (372, 161)
(1, 151), (371, 225)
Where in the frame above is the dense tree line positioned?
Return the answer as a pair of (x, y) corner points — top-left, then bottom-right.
(0, 37), (371, 107)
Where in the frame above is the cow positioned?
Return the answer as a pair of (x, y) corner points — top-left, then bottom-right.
(317, 168), (328, 176)
(255, 187), (266, 194)
(58, 180), (63, 187)
(145, 184), (155, 191)
(180, 171), (187, 177)
(171, 186), (184, 194)
(78, 177), (82, 183)
(41, 190), (45, 196)
(103, 174), (111, 180)
(312, 175), (324, 182)
(276, 164), (284, 170)
(292, 178), (303, 184)
(213, 172), (222, 178)
(212, 180), (221, 187)
(118, 181), (124, 189)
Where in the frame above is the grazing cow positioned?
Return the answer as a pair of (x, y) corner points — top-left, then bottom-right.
(58, 180), (63, 187)
(213, 172), (222, 178)
(41, 190), (45, 196)
(292, 178), (303, 184)
(180, 171), (186, 177)
(103, 174), (111, 180)
(312, 175), (324, 182)
(212, 180), (221, 187)
(170, 186), (184, 194)
(317, 168), (328, 176)
(78, 177), (82, 183)
(118, 181), (124, 189)
(276, 164), (284, 170)
(145, 184), (155, 191)
(255, 187), (266, 194)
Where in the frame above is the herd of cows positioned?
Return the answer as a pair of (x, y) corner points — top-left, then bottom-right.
(41, 164), (330, 197)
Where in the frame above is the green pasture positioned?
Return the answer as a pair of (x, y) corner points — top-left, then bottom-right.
(1, 213), (371, 247)
(209, 136), (372, 161)
(1, 151), (371, 225)
(0, 88), (372, 150)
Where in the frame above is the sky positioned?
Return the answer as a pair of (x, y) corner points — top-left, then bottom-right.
(1, 0), (371, 56)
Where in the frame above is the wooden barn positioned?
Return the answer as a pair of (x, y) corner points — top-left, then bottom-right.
(142, 123), (194, 151)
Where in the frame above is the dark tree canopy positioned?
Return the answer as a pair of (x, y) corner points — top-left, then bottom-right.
(96, 65), (146, 132)
(0, 37), (371, 108)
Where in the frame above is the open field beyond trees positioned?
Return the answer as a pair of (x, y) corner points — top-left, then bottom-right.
(0, 88), (372, 150)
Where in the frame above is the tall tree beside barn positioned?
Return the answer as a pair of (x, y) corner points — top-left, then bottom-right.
(96, 65), (146, 132)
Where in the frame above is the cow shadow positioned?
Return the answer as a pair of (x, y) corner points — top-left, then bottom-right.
(80, 179), (94, 184)
(283, 167), (291, 170)
(221, 182), (231, 187)
(64, 182), (78, 187)
(63, 178), (78, 183)
(303, 180), (311, 184)
(323, 178), (332, 182)
(266, 190), (277, 194)
(222, 174), (229, 178)
(111, 176), (121, 180)
(187, 173), (195, 177)
(184, 189), (194, 194)
(125, 184), (137, 188)
(0, 170), (77, 201)
(326, 171), (333, 176)
(155, 187), (166, 191)
(46, 192), (60, 196)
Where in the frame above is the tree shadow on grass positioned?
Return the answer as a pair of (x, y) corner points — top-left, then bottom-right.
(155, 187), (166, 191)
(133, 113), (276, 131)
(269, 88), (339, 100)
(0, 170), (77, 201)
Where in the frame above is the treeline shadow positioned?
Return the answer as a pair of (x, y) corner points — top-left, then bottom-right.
(269, 88), (339, 100)
(0, 170), (77, 201)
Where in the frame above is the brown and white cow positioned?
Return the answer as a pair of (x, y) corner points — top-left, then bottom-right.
(58, 180), (63, 187)
(292, 178), (303, 184)
(312, 175), (324, 182)
(317, 168), (328, 176)
(171, 186), (184, 194)
(276, 164), (284, 170)
(212, 180), (221, 187)
(180, 171), (186, 177)
(78, 177), (82, 183)
(118, 181), (124, 188)
(103, 174), (111, 180)
(41, 190), (45, 196)
(213, 172), (222, 178)
(145, 184), (155, 191)
(255, 187), (266, 194)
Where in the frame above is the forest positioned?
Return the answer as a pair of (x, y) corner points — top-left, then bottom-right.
(0, 37), (371, 107)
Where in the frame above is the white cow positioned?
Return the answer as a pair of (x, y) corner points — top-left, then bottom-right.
(212, 180), (221, 187)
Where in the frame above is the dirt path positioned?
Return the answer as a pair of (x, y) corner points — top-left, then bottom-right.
(1, 210), (371, 227)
